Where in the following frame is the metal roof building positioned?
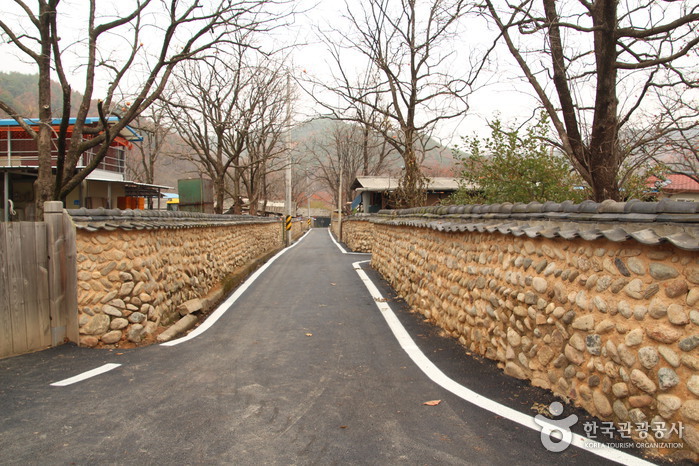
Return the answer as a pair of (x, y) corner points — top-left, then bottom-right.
(350, 176), (468, 212)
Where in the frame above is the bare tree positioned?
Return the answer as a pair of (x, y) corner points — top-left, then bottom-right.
(306, 0), (482, 207)
(483, 0), (699, 201)
(0, 0), (288, 218)
(646, 88), (699, 180)
(165, 50), (254, 214)
(166, 46), (293, 214)
(307, 121), (374, 209)
(239, 61), (290, 215)
(126, 102), (173, 186)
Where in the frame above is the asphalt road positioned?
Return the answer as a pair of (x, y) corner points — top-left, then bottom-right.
(0, 229), (657, 465)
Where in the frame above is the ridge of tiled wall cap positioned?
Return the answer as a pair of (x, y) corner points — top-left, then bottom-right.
(598, 200), (626, 213)
(67, 208), (278, 230)
(657, 199), (699, 213)
(578, 200), (599, 213)
(561, 200), (581, 212)
(524, 202), (544, 213)
(370, 199), (699, 219)
(541, 201), (563, 212)
(511, 203), (528, 213)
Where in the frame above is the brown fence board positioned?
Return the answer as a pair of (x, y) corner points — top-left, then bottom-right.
(0, 225), (12, 357)
(19, 222), (38, 351)
(7, 223), (28, 355)
(21, 222), (50, 350)
(0, 221), (51, 359)
(34, 223), (51, 348)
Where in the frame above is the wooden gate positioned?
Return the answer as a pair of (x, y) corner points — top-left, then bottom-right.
(0, 202), (78, 359)
(0, 222), (51, 358)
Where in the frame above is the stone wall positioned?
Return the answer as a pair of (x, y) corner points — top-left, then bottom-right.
(69, 209), (287, 347)
(342, 216), (374, 252)
(346, 201), (699, 460)
(290, 217), (308, 242)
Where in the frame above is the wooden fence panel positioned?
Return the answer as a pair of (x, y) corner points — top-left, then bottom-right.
(7, 223), (28, 355)
(0, 224), (12, 358)
(21, 222), (51, 350)
(0, 222), (51, 359)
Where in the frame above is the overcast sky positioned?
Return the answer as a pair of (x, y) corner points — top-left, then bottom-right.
(0, 0), (538, 145)
(288, 0), (539, 143)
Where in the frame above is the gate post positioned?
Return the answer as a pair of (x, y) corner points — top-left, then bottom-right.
(45, 201), (78, 346)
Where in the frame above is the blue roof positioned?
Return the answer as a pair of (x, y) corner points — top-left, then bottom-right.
(0, 116), (143, 142)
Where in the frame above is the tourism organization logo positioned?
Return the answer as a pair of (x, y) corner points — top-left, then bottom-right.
(533, 401), (685, 452)
(534, 401), (578, 452)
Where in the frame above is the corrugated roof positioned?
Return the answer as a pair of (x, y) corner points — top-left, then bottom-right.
(352, 176), (462, 192)
(0, 116), (143, 142)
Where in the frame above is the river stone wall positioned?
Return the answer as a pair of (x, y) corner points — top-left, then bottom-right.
(68, 209), (285, 347)
(341, 218), (374, 253)
(343, 201), (699, 461)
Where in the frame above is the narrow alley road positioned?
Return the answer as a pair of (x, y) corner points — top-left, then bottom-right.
(0, 229), (653, 465)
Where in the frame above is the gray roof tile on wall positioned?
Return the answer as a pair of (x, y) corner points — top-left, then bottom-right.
(67, 208), (279, 231)
(359, 200), (699, 250)
(600, 228), (630, 242)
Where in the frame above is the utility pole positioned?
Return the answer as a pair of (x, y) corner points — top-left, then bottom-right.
(284, 72), (292, 246)
(306, 170), (311, 229)
(337, 164), (343, 242)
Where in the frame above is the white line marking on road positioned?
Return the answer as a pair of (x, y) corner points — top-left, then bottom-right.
(352, 260), (655, 466)
(50, 363), (121, 387)
(161, 229), (312, 347)
(328, 228), (371, 255)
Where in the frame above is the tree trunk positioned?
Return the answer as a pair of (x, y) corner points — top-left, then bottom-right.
(588, 0), (621, 202)
(232, 166), (243, 215)
(362, 123), (370, 175)
(34, 2), (56, 220)
(214, 175), (225, 214)
(395, 128), (425, 208)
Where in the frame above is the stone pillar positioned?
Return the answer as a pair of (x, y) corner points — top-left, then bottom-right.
(45, 201), (78, 345)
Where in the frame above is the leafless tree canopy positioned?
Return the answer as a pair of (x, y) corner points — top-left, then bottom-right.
(127, 103), (174, 186)
(303, 120), (398, 209)
(483, 0), (699, 201)
(240, 65), (291, 215)
(0, 0), (291, 217)
(305, 0), (484, 207)
(165, 44), (292, 214)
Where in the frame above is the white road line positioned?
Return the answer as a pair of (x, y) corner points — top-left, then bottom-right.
(50, 363), (121, 387)
(161, 229), (312, 347)
(352, 260), (655, 466)
(328, 228), (370, 255)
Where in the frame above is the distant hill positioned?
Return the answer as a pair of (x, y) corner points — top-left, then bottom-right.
(0, 72), (97, 118)
(0, 72), (192, 191)
(291, 118), (458, 177)
(0, 76), (457, 193)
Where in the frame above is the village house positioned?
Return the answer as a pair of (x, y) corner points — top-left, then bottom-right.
(647, 173), (699, 202)
(350, 176), (464, 212)
(0, 117), (169, 221)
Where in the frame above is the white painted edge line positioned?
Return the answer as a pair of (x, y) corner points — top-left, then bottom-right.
(161, 229), (312, 347)
(50, 363), (122, 387)
(352, 259), (656, 466)
(328, 227), (371, 255)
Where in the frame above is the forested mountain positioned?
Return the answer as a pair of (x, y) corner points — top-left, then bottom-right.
(0, 73), (193, 189)
(291, 118), (458, 177)
(0, 72), (96, 118)
(0, 74), (456, 196)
